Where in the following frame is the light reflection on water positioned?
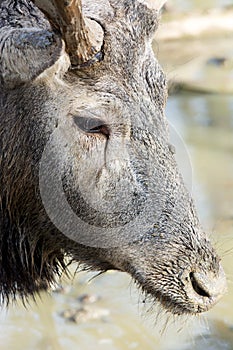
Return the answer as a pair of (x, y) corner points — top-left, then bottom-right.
(167, 93), (233, 350)
(167, 94), (233, 224)
(0, 92), (232, 350)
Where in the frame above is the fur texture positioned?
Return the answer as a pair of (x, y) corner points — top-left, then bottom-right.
(0, 0), (226, 314)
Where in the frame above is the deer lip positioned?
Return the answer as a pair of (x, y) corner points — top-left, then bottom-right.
(128, 264), (227, 315)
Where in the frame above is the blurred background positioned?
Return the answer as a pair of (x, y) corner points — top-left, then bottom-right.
(1, 1), (233, 349)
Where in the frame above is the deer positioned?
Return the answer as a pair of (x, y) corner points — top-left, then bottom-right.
(0, 0), (226, 315)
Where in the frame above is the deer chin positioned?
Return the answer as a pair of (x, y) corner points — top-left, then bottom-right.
(131, 265), (227, 315)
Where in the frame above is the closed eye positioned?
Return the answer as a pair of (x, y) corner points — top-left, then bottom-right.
(73, 116), (110, 139)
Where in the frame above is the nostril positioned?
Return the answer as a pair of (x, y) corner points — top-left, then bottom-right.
(184, 266), (227, 311)
(189, 272), (210, 298)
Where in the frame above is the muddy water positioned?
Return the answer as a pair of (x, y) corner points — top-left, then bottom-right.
(0, 92), (232, 350)
(172, 0), (232, 11)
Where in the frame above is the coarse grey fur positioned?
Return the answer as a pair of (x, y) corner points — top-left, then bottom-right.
(0, 0), (226, 314)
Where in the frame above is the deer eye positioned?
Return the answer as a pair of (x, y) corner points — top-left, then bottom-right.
(73, 116), (110, 138)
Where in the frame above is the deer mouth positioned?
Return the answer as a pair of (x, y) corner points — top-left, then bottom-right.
(127, 262), (227, 315)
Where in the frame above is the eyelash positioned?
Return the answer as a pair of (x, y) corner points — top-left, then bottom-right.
(73, 116), (110, 139)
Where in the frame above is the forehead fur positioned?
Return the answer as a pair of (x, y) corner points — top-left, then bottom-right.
(83, 0), (160, 38)
(137, 0), (166, 11)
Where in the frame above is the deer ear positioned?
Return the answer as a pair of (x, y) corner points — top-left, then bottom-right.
(138, 0), (166, 11)
(0, 27), (63, 88)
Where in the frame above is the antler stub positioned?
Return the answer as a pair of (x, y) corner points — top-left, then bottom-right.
(33, 0), (104, 66)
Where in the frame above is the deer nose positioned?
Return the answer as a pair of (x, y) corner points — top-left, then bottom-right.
(185, 264), (227, 312)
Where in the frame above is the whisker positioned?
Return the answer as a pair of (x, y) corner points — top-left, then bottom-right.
(160, 313), (170, 336)
(87, 271), (105, 283)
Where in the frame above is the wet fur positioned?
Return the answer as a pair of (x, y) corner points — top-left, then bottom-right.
(0, 0), (223, 314)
